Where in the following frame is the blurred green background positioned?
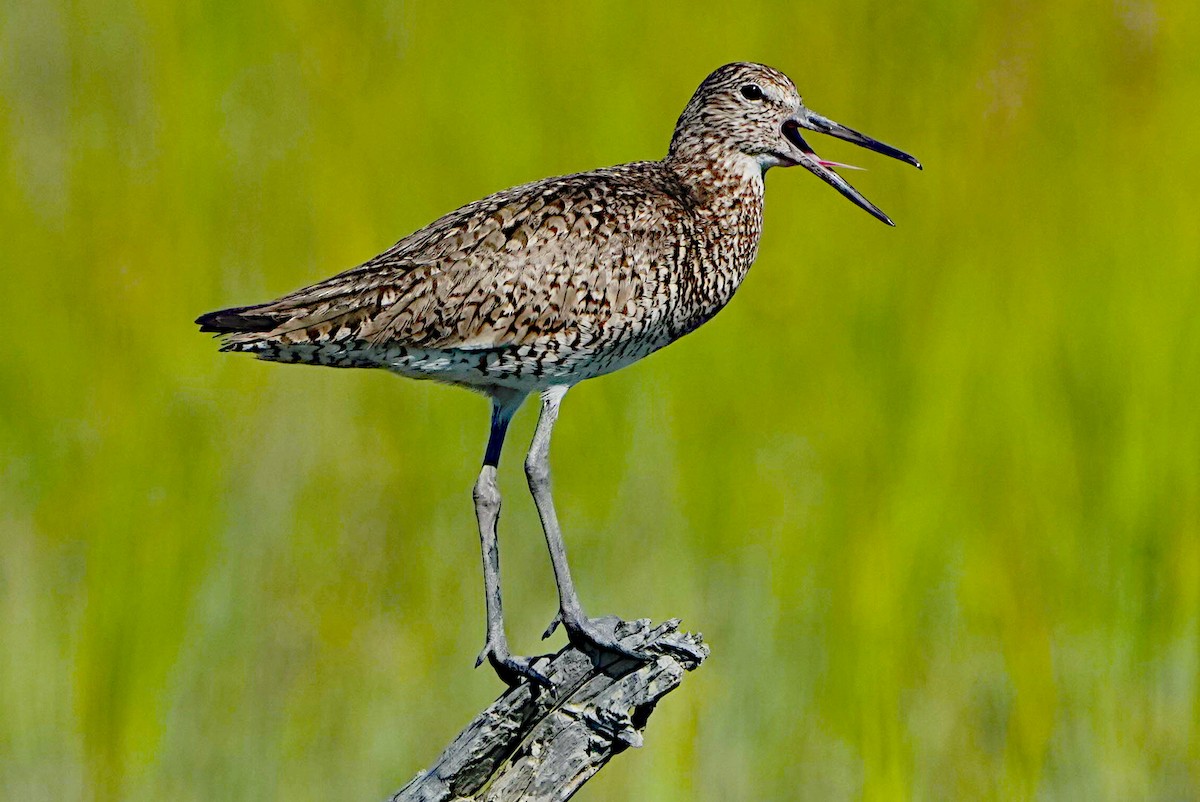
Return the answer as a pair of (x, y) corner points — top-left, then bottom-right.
(3, 0), (1198, 799)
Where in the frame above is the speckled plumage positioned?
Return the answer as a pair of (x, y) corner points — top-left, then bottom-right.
(197, 62), (918, 688)
(208, 162), (759, 388)
(198, 65), (783, 391)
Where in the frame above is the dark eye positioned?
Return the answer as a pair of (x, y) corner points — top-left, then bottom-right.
(740, 84), (765, 101)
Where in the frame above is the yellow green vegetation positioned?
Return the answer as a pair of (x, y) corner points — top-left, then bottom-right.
(2, 1), (1197, 799)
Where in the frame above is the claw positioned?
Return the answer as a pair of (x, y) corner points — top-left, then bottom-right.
(492, 655), (555, 691)
(476, 641), (556, 691)
(475, 648), (487, 669)
(542, 612), (562, 640)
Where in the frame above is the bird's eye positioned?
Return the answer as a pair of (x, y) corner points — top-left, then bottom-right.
(740, 84), (765, 101)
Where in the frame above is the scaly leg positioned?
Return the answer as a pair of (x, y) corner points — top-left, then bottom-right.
(526, 386), (651, 661)
(473, 389), (553, 689)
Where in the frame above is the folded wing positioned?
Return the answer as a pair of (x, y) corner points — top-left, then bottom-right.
(197, 165), (686, 354)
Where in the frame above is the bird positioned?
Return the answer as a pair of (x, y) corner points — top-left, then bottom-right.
(197, 62), (920, 688)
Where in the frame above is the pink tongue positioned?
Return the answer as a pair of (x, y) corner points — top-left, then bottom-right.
(818, 158), (865, 171)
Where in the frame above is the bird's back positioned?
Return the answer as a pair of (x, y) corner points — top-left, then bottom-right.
(199, 159), (762, 390)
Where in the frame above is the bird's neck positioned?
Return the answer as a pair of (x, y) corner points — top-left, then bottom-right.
(668, 151), (764, 247)
(665, 151), (766, 215)
(660, 153), (766, 333)
(665, 152), (765, 263)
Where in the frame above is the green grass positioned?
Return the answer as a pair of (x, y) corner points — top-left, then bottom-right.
(2, 0), (1198, 799)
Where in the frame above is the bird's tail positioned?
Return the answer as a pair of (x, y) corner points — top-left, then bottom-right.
(195, 303), (285, 335)
(194, 303), (302, 356)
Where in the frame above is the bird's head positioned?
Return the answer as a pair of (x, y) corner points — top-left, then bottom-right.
(667, 62), (921, 225)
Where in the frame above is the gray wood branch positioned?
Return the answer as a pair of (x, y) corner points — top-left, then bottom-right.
(388, 618), (708, 802)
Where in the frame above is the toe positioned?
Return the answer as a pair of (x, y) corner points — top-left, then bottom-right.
(478, 645), (555, 690)
(563, 615), (653, 661)
(494, 655), (555, 690)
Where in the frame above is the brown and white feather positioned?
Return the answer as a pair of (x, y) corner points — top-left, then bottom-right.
(198, 63), (794, 391)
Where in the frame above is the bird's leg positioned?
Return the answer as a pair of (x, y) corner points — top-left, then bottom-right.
(472, 391), (553, 689)
(526, 386), (652, 662)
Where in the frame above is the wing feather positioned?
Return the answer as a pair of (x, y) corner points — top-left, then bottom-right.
(213, 164), (693, 353)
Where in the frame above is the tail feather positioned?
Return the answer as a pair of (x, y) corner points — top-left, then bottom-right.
(195, 304), (284, 334)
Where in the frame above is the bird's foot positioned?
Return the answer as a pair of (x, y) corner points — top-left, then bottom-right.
(475, 641), (554, 691)
(548, 610), (655, 662)
(545, 613), (708, 665)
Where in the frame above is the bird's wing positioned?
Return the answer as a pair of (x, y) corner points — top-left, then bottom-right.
(216, 164), (690, 352)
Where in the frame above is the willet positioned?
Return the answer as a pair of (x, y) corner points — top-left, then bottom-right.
(197, 62), (920, 687)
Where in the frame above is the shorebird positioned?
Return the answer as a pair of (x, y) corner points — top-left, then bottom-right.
(197, 62), (919, 688)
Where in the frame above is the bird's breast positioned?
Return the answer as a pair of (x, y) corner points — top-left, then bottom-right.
(667, 186), (764, 338)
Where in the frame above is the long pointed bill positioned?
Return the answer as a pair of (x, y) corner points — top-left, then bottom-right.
(803, 111), (922, 170)
(782, 110), (921, 226)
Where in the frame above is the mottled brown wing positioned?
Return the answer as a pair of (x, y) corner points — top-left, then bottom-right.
(224, 165), (686, 351)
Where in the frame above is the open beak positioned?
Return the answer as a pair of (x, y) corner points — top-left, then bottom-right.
(782, 109), (921, 226)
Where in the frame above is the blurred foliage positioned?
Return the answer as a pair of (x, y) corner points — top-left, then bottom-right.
(2, 0), (1198, 799)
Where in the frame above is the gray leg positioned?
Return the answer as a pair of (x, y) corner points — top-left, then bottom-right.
(526, 386), (651, 661)
(473, 390), (553, 689)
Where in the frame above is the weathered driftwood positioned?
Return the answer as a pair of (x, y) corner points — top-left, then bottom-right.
(389, 617), (708, 802)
